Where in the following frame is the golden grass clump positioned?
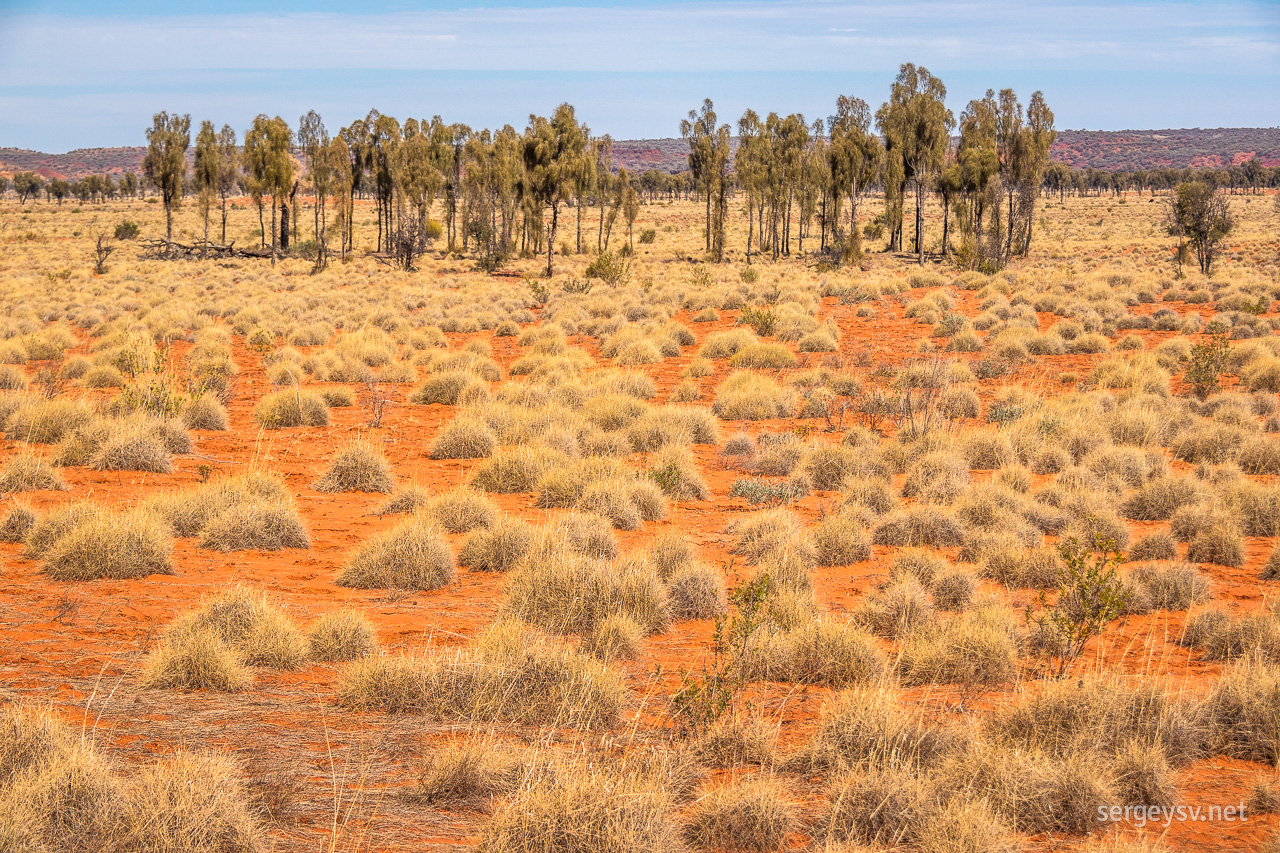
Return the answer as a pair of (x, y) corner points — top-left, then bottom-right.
(471, 445), (568, 493)
(745, 619), (886, 687)
(581, 612), (646, 661)
(684, 776), (795, 853)
(157, 584), (309, 672)
(476, 756), (676, 853)
(307, 608), (380, 662)
(0, 453), (68, 492)
(140, 626), (254, 691)
(41, 506), (173, 581)
(312, 439), (395, 493)
(459, 514), (535, 572)
(502, 549), (670, 635)
(424, 487), (498, 533)
(429, 415), (498, 459)
(408, 742), (520, 809)
(252, 389), (329, 429)
(337, 515), (455, 590)
(337, 622), (627, 729)
(198, 497), (311, 552)
(667, 564), (729, 620)
(712, 372), (794, 421)
(896, 606), (1019, 688)
(0, 501), (36, 542)
(5, 398), (95, 444)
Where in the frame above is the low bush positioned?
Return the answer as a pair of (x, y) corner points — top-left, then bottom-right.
(253, 389), (329, 429)
(458, 515), (534, 572)
(42, 507), (173, 581)
(0, 454), (68, 492)
(502, 552), (669, 635)
(667, 564), (728, 620)
(429, 416), (497, 460)
(684, 776), (794, 853)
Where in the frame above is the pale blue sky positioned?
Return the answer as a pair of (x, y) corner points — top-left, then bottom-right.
(1, 0), (1277, 151)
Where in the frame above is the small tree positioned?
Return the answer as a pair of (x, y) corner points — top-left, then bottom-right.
(92, 234), (114, 275)
(13, 172), (43, 205)
(1026, 535), (1129, 679)
(1167, 181), (1234, 276)
(1185, 333), (1231, 399)
(142, 112), (192, 244)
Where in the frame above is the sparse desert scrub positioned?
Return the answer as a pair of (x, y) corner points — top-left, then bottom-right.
(0, 501), (36, 542)
(648, 445), (711, 500)
(407, 741), (521, 808)
(373, 483), (431, 516)
(338, 515), (455, 590)
(313, 439), (395, 493)
(902, 450), (971, 503)
(1202, 656), (1280, 764)
(307, 608), (380, 662)
(581, 613), (645, 661)
(252, 389), (329, 428)
(853, 579), (935, 638)
(728, 508), (807, 563)
(471, 445), (568, 493)
(337, 623), (627, 729)
(648, 530), (695, 579)
(812, 511), (872, 566)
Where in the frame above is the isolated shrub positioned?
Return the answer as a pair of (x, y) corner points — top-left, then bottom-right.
(373, 484), (430, 516)
(199, 499), (310, 552)
(320, 386), (355, 407)
(1113, 740), (1178, 808)
(458, 515), (534, 572)
(667, 564), (728, 620)
(252, 389), (329, 429)
(0, 454), (68, 492)
(409, 743), (520, 808)
(313, 440), (395, 493)
(932, 569), (976, 611)
(307, 609), (379, 662)
(338, 516), (455, 590)
(43, 508), (172, 581)
(684, 777), (794, 853)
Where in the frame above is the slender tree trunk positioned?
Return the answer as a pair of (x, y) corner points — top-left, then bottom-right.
(271, 198), (278, 265)
(916, 180), (925, 265)
(220, 195), (228, 244)
(746, 194), (754, 264)
(546, 203), (558, 277)
(576, 197), (582, 255)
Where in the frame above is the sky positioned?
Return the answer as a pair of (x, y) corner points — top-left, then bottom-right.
(0, 0), (1277, 152)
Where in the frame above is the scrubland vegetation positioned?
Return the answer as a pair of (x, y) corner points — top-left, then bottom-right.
(0, 144), (1279, 853)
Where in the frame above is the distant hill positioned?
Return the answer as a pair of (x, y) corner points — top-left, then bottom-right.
(3, 127), (1277, 180)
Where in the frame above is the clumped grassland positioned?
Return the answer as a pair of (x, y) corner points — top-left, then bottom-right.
(5, 187), (1280, 853)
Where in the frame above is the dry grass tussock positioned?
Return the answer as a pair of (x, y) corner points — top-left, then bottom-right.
(312, 439), (395, 493)
(338, 515), (455, 590)
(502, 547), (670, 635)
(37, 504), (173, 581)
(337, 621), (626, 729)
(0, 706), (263, 853)
(143, 585), (309, 690)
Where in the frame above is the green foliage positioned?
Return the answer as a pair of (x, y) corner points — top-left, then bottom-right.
(1026, 535), (1130, 678)
(637, 228), (656, 244)
(729, 477), (805, 506)
(113, 219), (140, 240)
(671, 572), (772, 738)
(527, 278), (550, 305)
(584, 250), (630, 286)
(1185, 334), (1230, 400)
(738, 307), (777, 337)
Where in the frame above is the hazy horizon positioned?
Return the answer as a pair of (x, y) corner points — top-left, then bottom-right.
(1, 0), (1277, 151)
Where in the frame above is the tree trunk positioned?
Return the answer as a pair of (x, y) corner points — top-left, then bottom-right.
(280, 202), (290, 251)
(270, 198), (278, 265)
(546, 202), (558, 277)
